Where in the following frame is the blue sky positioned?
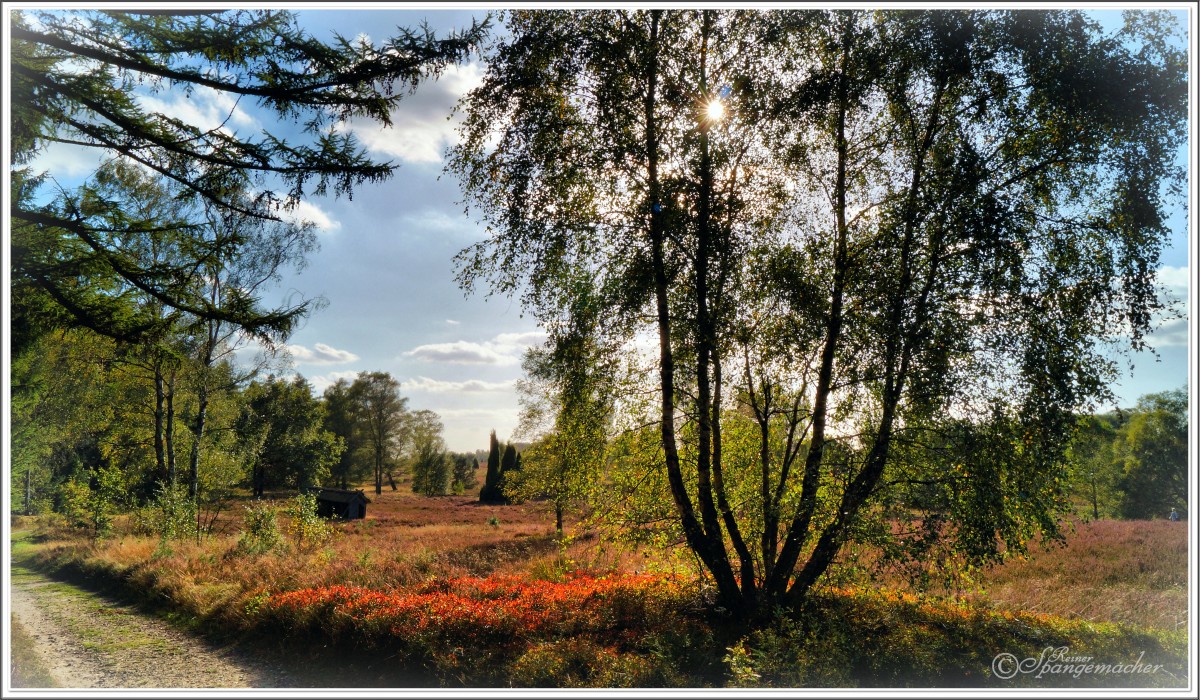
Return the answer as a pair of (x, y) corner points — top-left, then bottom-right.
(10, 5), (1194, 453)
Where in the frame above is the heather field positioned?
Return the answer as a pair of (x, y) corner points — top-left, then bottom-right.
(10, 485), (1191, 689)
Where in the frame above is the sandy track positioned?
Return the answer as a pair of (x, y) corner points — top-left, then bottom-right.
(9, 561), (296, 690)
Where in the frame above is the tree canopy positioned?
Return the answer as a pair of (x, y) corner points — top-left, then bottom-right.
(10, 8), (487, 350)
(450, 9), (1186, 614)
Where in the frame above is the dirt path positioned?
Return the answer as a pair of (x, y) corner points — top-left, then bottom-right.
(9, 538), (297, 690)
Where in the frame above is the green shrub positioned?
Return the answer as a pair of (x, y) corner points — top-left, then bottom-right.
(237, 500), (283, 554)
(283, 493), (334, 553)
(510, 639), (661, 688)
(57, 466), (125, 539)
(133, 482), (199, 541)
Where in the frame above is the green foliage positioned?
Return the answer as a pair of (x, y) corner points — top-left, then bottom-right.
(57, 480), (94, 531)
(10, 8), (486, 350)
(509, 638), (665, 688)
(587, 425), (679, 549)
(480, 430), (506, 503)
(450, 454), (480, 495)
(1062, 387), (1187, 522)
(347, 371), (410, 495)
(58, 465), (126, 539)
(133, 482), (199, 541)
(411, 448), (452, 496)
(409, 409), (451, 495)
(495, 442), (522, 504)
(283, 492), (335, 554)
(1115, 388), (1187, 520)
(237, 375), (342, 496)
(322, 378), (373, 489)
(9, 330), (131, 514)
(501, 443), (518, 474)
(723, 640), (762, 687)
(720, 588), (1187, 687)
(1065, 413), (1125, 520)
(508, 334), (614, 531)
(450, 8), (1187, 612)
(237, 500), (283, 555)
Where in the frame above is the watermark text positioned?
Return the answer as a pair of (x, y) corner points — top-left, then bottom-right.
(992, 646), (1164, 680)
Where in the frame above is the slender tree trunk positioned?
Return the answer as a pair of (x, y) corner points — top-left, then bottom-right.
(165, 368), (177, 487)
(641, 10), (741, 612)
(25, 469), (32, 516)
(188, 384), (208, 500)
(375, 454), (383, 495)
(189, 316), (220, 503)
(785, 37), (951, 604)
(692, 11), (741, 604)
(767, 20), (854, 601)
(253, 462), (264, 498)
(154, 363), (166, 482)
(746, 362), (778, 589)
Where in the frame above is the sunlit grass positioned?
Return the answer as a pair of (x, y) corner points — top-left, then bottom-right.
(8, 618), (57, 688)
(12, 493), (1189, 688)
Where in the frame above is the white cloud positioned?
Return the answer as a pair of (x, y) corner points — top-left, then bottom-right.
(341, 62), (484, 164)
(136, 84), (258, 136)
(307, 370), (362, 395)
(281, 199), (342, 233)
(1147, 318), (1188, 347)
(403, 330), (547, 365)
(493, 331), (549, 347)
(404, 340), (515, 365)
(287, 342), (360, 365)
(402, 376), (514, 393)
(437, 407), (519, 420)
(25, 141), (107, 179)
(1157, 265), (1190, 295)
(1144, 265), (1191, 348)
(401, 209), (472, 234)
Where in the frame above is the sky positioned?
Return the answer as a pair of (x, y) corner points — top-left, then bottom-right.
(8, 4), (1195, 454)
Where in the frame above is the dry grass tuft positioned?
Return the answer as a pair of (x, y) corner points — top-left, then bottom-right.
(970, 519), (1189, 629)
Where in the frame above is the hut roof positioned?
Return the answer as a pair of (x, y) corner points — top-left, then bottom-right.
(305, 487), (371, 504)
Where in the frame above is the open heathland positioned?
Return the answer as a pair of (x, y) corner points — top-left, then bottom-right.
(9, 486), (1190, 689)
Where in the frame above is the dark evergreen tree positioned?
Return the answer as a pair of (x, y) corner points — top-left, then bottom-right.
(479, 430), (504, 502)
(498, 443), (520, 504)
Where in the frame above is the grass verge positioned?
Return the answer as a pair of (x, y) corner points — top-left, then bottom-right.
(11, 512), (1189, 689)
(8, 618), (57, 688)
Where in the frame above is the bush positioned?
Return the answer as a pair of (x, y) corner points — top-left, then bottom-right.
(132, 482), (199, 541)
(283, 492), (334, 553)
(57, 465), (125, 539)
(237, 500), (283, 554)
(511, 639), (660, 687)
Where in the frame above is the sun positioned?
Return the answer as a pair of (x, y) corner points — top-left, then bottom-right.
(706, 99), (725, 121)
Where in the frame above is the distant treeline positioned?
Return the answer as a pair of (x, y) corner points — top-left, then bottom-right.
(1065, 387), (1187, 521)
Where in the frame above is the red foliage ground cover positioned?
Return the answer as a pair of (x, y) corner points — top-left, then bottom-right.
(263, 571), (693, 648)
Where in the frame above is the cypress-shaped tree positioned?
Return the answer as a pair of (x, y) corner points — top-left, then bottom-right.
(498, 443), (519, 504)
(479, 430), (504, 502)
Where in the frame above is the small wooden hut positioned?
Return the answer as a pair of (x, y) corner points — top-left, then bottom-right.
(306, 487), (370, 520)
